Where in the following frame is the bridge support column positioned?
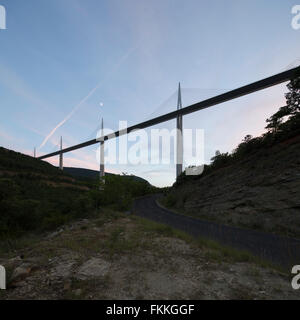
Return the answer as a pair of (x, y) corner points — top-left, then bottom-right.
(176, 83), (183, 179)
(59, 136), (63, 171)
(99, 118), (105, 189)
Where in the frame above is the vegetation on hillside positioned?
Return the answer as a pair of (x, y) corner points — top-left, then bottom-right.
(0, 148), (156, 240)
(90, 174), (156, 212)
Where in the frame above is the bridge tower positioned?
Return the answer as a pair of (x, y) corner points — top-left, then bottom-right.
(99, 118), (105, 187)
(176, 82), (183, 179)
(59, 136), (63, 171)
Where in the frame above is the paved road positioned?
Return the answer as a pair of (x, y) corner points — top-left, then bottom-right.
(133, 194), (300, 271)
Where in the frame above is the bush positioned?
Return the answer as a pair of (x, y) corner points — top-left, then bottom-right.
(42, 212), (69, 231)
(210, 151), (232, 168)
(94, 174), (153, 211)
(163, 193), (177, 208)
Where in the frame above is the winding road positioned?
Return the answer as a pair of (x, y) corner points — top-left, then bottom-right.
(133, 194), (300, 271)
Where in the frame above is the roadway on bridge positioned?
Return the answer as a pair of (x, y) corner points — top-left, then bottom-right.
(132, 194), (300, 271)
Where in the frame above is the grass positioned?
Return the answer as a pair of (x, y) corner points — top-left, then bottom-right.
(247, 266), (262, 279)
(1, 207), (294, 300)
(131, 216), (288, 274)
(63, 276), (112, 300)
(0, 206), (288, 295)
(196, 235), (287, 274)
(230, 285), (257, 300)
(0, 234), (40, 258)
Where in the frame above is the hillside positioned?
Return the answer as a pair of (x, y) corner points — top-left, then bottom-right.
(0, 147), (93, 236)
(162, 134), (300, 238)
(0, 147), (154, 239)
(0, 148), (298, 300)
(162, 77), (300, 239)
(63, 167), (149, 184)
(2, 148), (298, 300)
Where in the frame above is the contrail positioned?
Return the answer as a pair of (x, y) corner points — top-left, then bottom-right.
(39, 46), (138, 149)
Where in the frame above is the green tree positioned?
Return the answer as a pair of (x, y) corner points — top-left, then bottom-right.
(243, 135), (253, 143)
(285, 76), (300, 115)
(266, 75), (300, 132)
(265, 113), (283, 133)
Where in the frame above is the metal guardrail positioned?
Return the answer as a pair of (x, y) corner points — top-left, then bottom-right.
(38, 66), (300, 160)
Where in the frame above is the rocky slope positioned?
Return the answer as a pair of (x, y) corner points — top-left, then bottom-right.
(163, 135), (300, 238)
(0, 210), (298, 300)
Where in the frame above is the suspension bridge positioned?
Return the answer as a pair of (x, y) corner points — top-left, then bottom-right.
(37, 66), (300, 179)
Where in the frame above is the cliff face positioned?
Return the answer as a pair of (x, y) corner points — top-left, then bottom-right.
(166, 135), (300, 238)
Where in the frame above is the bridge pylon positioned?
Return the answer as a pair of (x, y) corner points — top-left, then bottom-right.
(99, 118), (105, 189)
(176, 82), (183, 179)
(59, 136), (63, 171)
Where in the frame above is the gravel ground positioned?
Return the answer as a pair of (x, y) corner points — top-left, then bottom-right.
(0, 212), (299, 300)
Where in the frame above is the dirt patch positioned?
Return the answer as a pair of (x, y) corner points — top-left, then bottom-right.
(0, 213), (298, 300)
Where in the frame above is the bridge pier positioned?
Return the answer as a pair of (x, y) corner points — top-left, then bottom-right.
(59, 136), (63, 171)
(99, 118), (105, 188)
(176, 83), (183, 179)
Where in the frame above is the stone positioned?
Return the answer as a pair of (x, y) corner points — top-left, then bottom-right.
(76, 258), (110, 280)
(63, 280), (72, 291)
(9, 256), (23, 264)
(10, 264), (32, 283)
(51, 261), (75, 279)
(74, 289), (82, 296)
(47, 231), (60, 239)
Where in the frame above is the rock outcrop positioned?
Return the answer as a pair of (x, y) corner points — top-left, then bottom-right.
(167, 135), (300, 238)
